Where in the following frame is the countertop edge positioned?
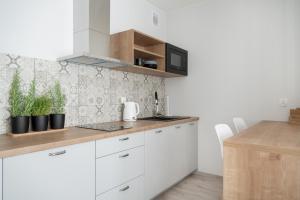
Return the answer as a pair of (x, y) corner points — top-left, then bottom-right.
(0, 117), (199, 158)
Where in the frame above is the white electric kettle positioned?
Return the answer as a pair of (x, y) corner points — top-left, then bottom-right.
(123, 102), (140, 121)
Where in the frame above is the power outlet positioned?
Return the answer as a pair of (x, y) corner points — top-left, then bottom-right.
(279, 98), (288, 107)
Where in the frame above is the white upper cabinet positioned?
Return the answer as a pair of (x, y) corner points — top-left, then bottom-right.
(3, 142), (95, 200)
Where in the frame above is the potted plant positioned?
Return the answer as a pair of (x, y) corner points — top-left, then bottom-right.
(50, 81), (66, 129)
(31, 94), (52, 131)
(9, 70), (35, 134)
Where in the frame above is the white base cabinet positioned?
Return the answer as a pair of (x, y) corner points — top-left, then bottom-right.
(145, 122), (198, 199)
(3, 142), (95, 200)
(185, 122), (198, 174)
(0, 121), (198, 200)
(145, 127), (171, 199)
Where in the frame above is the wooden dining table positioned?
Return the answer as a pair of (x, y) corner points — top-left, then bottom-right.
(223, 121), (300, 200)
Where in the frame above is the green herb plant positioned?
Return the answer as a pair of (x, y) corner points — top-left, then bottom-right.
(32, 94), (52, 116)
(50, 81), (66, 114)
(9, 70), (36, 117)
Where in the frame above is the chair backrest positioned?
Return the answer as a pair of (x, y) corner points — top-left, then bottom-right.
(214, 124), (234, 159)
(233, 117), (248, 133)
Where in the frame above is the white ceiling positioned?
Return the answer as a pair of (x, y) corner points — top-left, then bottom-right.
(147, 0), (199, 11)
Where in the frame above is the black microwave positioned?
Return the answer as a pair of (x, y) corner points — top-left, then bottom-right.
(165, 43), (188, 76)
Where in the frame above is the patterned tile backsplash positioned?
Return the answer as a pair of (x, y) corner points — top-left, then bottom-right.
(0, 53), (165, 134)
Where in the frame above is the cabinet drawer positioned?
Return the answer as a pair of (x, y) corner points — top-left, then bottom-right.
(96, 176), (144, 200)
(96, 132), (144, 158)
(96, 146), (145, 195)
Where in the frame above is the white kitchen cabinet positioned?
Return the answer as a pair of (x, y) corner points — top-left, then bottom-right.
(145, 122), (198, 200)
(145, 127), (171, 200)
(96, 132), (144, 158)
(96, 146), (145, 195)
(3, 142), (95, 200)
(96, 176), (144, 200)
(185, 122), (198, 174)
(168, 124), (187, 185)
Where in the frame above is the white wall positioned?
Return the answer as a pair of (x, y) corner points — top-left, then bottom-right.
(0, 0), (166, 60)
(0, 0), (73, 60)
(110, 0), (167, 40)
(166, 0), (300, 176)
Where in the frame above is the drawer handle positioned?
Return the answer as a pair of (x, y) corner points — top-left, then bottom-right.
(119, 153), (129, 158)
(155, 130), (162, 134)
(119, 137), (129, 141)
(49, 150), (66, 157)
(119, 185), (130, 192)
(189, 123), (195, 126)
(175, 126), (181, 129)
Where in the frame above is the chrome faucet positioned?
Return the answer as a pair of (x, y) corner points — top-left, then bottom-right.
(154, 91), (160, 116)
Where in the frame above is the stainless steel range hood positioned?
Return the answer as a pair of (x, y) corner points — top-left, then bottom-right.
(58, 0), (128, 68)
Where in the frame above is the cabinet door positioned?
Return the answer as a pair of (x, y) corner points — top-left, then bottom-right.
(145, 127), (170, 200)
(3, 142), (95, 200)
(185, 122), (198, 174)
(168, 124), (186, 185)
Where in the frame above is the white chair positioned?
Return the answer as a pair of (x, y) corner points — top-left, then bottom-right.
(233, 117), (248, 133)
(214, 124), (234, 159)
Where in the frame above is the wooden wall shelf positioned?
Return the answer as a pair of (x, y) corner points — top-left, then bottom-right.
(114, 65), (183, 78)
(134, 47), (164, 59)
(110, 29), (181, 78)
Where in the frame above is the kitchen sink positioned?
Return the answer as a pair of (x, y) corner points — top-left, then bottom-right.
(138, 116), (190, 121)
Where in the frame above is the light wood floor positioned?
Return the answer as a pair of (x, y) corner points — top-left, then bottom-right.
(155, 172), (223, 200)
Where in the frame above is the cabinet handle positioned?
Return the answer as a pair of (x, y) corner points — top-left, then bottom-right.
(189, 123), (195, 126)
(119, 153), (129, 158)
(155, 130), (162, 134)
(119, 185), (130, 192)
(49, 150), (66, 157)
(175, 126), (181, 129)
(119, 137), (129, 141)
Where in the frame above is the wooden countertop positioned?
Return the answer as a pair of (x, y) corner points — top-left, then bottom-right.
(0, 117), (199, 158)
(224, 121), (300, 156)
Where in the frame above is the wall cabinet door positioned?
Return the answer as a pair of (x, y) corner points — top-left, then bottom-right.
(3, 142), (95, 200)
(145, 127), (170, 200)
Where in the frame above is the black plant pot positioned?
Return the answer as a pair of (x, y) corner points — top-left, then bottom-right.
(31, 115), (49, 132)
(11, 116), (30, 134)
(50, 114), (65, 129)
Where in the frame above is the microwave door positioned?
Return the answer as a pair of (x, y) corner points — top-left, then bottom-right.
(166, 43), (188, 75)
(170, 53), (183, 70)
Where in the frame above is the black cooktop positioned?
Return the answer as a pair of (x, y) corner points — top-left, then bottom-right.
(77, 123), (133, 132)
